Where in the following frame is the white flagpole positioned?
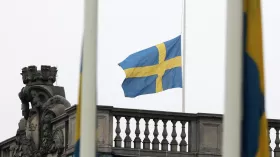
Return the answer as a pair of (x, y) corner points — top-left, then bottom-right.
(80, 0), (98, 156)
(181, 0), (187, 113)
(222, 0), (243, 157)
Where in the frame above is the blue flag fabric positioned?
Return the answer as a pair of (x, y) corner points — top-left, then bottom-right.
(119, 35), (182, 98)
(74, 51), (83, 157)
(241, 0), (269, 157)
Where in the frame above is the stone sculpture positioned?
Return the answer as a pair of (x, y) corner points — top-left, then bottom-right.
(10, 65), (71, 157)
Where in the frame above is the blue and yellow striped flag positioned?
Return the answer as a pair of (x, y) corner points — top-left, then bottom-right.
(119, 35), (182, 98)
(242, 0), (269, 156)
(74, 52), (83, 157)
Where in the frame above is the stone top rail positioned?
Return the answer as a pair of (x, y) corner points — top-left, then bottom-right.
(111, 107), (221, 120)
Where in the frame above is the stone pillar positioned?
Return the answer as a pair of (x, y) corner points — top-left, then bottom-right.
(97, 106), (113, 153)
(188, 113), (223, 156)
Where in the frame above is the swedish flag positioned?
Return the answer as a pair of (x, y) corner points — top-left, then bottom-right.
(74, 52), (83, 157)
(242, 0), (269, 156)
(119, 35), (182, 98)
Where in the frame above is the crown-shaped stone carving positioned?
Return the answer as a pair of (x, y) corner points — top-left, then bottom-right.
(21, 65), (57, 86)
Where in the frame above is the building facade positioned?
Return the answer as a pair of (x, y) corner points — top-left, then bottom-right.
(0, 65), (279, 157)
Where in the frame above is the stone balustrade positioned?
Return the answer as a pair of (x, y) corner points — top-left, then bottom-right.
(269, 119), (280, 157)
(109, 107), (222, 157)
(1, 105), (280, 157)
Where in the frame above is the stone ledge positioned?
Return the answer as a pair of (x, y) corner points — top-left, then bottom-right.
(112, 147), (197, 157)
(0, 136), (15, 149)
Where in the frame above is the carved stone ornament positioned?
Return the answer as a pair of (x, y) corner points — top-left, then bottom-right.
(10, 65), (70, 157)
(21, 65), (57, 86)
(10, 119), (36, 157)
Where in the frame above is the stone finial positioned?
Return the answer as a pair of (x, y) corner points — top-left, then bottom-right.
(21, 65), (57, 86)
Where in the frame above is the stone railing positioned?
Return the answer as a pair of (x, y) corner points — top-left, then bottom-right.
(0, 105), (280, 157)
(109, 107), (222, 157)
(268, 119), (280, 157)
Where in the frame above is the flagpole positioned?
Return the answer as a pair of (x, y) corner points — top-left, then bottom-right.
(181, 0), (186, 113)
(80, 0), (98, 156)
(222, 0), (243, 157)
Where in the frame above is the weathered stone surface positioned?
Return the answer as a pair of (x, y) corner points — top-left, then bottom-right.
(26, 113), (40, 149)
(10, 118), (36, 157)
(21, 65), (57, 86)
(10, 65), (70, 157)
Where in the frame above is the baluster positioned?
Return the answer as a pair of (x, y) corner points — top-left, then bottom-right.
(275, 127), (280, 157)
(134, 117), (141, 149)
(170, 120), (178, 152)
(143, 118), (150, 150)
(152, 119), (160, 150)
(179, 121), (187, 152)
(114, 116), (122, 148)
(124, 117), (132, 148)
(161, 119), (169, 151)
(269, 127), (272, 157)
